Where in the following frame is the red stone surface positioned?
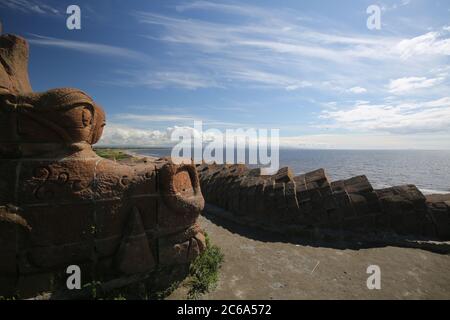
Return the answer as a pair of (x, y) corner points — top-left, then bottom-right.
(0, 34), (206, 297)
(197, 163), (450, 241)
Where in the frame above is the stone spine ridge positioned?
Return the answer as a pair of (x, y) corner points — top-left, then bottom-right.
(196, 163), (450, 241)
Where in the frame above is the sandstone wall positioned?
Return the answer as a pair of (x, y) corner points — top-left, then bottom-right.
(0, 34), (206, 298)
(196, 163), (450, 241)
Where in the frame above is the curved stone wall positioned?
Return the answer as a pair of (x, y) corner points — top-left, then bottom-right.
(196, 163), (450, 241)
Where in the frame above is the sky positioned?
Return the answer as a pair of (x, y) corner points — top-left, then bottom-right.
(1, 0), (450, 149)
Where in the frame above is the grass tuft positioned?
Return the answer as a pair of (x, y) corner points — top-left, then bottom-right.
(186, 233), (224, 299)
(94, 148), (131, 161)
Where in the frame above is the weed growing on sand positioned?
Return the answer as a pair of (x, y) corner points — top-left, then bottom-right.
(186, 233), (224, 300)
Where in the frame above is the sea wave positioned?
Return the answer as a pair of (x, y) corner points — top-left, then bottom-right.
(419, 188), (450, 195)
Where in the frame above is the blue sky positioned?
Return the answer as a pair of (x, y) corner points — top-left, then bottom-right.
(1, 0), (450, 149)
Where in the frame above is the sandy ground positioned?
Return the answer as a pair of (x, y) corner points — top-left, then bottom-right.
(169, 213), (450, 300)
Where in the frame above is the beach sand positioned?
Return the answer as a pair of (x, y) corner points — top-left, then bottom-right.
(169, 213), (450, 300)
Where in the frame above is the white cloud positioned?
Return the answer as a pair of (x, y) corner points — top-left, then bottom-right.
(0, 0), (59, 15)
(131, 7), (400, 91)
(129, 6), (450, 94)
(381, 0), (411, 12)
(347, 86), (367, 94)
(229, 69), (311, 90)
(114, 113), (201, 123)
(28, 35), (149, 61)
(124, 6), (450, 143)
(21, 2), (449, 145)
(99, 123), (215, 147)
(99, 123), (170, 146)
(98, 123), (450, 150)
(320, 97), (450, 134)
(279, 133), (450, 150)
(98, 122), (260, 147)
(175, 1), (268, 17)
(106, 70), (220, 90)
(393, 31), (450, 59)
(388, 76), (444, 94)
(142, 71), (219, 90)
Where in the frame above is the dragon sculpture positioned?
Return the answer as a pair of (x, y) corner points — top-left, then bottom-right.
(0, 34), (205, 298)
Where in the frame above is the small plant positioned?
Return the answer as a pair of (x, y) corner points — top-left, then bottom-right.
(83, 280), (102, 299)
(186, 233), (224, 299)
(94, 148), (131, 161)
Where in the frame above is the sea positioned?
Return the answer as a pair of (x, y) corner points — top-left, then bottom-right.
(129, 148), (450, 195)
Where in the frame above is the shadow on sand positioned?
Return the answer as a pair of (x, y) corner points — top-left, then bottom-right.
(202, 205), (450, 255)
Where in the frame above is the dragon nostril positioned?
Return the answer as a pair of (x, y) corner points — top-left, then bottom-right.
(173, 170), (194, 195)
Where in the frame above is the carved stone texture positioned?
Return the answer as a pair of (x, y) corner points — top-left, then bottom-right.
(0, 34), (206, 297)
(197, 163), (450, 241)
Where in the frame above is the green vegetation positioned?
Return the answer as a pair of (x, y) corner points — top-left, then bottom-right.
(83, 280), (102, 299)
(144, 232), (224, 300)
(186, 233), (224, 300)
(94, 148), (132, 161)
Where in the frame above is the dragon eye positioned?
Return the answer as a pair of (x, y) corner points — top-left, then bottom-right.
(81, 107), (93, 127)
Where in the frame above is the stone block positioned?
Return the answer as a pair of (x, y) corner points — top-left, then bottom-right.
(273, 167), (294, 183)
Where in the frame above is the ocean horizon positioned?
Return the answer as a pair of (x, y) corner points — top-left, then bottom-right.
(123, 147), (450, 195)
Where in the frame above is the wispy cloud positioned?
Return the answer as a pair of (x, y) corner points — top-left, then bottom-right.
(110, 112), (246, 129)
(228, 69), (312, 90)
(134, 10), (397, 62)
(0, 0), (60, 15)
(129, 3), (450, 95)
(114, 113), (202, 123)
(320, 97), (450, 134)
(381, 0), (411, 12)
(28, 35), (149, 61)
(388, 76), (445, 94)
(175, 1), (269, 17)
(393, 31), (450, 59)
(106, 70), (220, 90)
(5, 0), (449, 149)
(347, 87), (367, 94)
(279, 132), (450, 150)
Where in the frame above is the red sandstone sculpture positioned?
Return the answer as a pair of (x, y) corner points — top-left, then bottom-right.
(0, 34), (205, 297)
